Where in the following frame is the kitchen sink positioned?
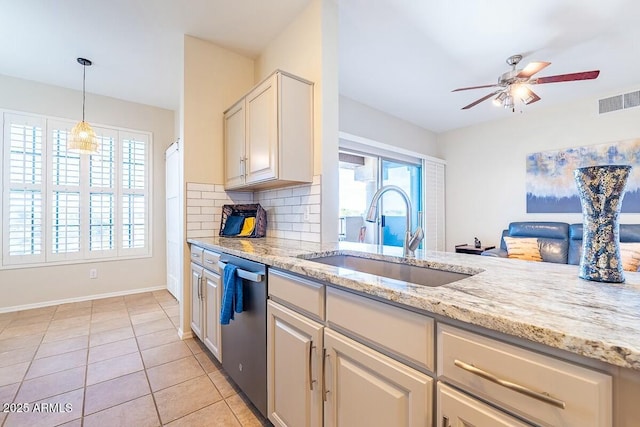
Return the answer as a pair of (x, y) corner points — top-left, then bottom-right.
(303, 254), (471, 287)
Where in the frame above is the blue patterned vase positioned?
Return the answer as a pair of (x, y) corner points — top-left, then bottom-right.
(574, 165), (631, 283)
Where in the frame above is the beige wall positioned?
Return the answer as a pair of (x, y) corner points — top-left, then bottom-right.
(256, 0), (340, 242)
(339, 95), (439, 157)
(0, 74), (174, 310)
(182, 35), (255, 185)
(438, 87), (640, 251)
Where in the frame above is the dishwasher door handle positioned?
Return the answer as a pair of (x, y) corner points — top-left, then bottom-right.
(218, 261), (264, 282)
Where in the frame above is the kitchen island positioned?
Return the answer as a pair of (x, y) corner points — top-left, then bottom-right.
(188, 236), (640, 426)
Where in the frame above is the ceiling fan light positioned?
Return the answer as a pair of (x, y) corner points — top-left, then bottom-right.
(493, 92), (507, 107)
(69, 120), (99, 154)
(503, 94), (514, 110)
(513, 84), (529, 98)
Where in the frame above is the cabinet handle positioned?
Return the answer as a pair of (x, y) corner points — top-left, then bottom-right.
(441, 416), (449, 427)
(240, 157), (245, 176)
(307, 341), (316, 390)
(204, 259), (214, 264)
(322, 348), (329, 402)
(192, 253), (200, 258)
(453, 359), (566, 409)
(199, 276), (204, 300)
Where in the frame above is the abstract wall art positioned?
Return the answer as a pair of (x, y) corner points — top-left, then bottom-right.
(526, 139), (640, 213)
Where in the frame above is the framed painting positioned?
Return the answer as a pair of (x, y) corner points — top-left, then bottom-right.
(526, 139), (640, 213)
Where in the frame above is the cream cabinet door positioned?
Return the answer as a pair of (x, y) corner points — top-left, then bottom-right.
(438, 383), (529, 427)
(203, 269), (222, 363)
(245, 74), (278, 184)
(267, 301), (323, 427)
(190, 263), (203, 340)
(324, 328), (433, 427)
(224, 99), (246, 189)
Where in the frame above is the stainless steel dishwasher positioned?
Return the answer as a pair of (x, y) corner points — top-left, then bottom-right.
(218, 253), (267, 418)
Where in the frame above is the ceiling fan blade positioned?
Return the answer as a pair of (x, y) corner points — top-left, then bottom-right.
(534, 70), (600, 84)
(521, 87), (541, 105)
(461, 91), (500, 110)
(452, 84), (497, 92)
(517, 61), (551, 78)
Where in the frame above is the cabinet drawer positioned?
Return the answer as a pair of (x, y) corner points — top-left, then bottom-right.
(268, 269), (325, 321)
(437, 324), (612, 427)
(190, 245), (204, 266)
(326, 287), (434, 372)
(203, 250), (220, 273)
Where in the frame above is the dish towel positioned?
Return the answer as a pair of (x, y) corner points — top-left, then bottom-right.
(220, 263), (243, 325)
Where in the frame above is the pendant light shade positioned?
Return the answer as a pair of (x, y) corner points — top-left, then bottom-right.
(68, 57), (99, 154)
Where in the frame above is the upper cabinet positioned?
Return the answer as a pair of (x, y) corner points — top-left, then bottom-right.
(224, 70), (314, 190)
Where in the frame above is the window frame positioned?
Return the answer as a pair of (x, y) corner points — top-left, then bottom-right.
(1, 110), (153, 269)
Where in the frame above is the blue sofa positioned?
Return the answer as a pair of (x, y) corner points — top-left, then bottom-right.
(482, 221), (640, 264)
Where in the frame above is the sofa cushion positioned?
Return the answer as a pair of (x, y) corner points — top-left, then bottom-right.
(503, 237), (543, 262)
(507, 222), (569, 264)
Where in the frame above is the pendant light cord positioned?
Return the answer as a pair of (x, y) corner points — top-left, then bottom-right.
(82, 63), (86, 122)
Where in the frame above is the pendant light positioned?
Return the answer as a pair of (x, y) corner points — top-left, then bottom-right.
(68, 57), (99, 154)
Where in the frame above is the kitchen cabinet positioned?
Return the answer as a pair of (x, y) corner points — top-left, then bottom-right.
(224, 70), (313, 190)
(189, 246), (222, 362)
(190, 262), (203, 339)
(437, 323), (612, 427)
(267, 300), (323, 427)
(437, 382), (529, 427)
(267, 269), (433, 427)
(323, 328), (433, 427)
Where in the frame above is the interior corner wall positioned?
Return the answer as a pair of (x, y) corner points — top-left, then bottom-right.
(438, 88), (640, 252)
(182, 35), (255, 185)
(255, 0), (340, 243)
(339, 95), (439, 157)
(0, 74), (174, 310)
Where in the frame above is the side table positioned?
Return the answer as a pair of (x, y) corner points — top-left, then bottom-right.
(454, 244), (495, 255)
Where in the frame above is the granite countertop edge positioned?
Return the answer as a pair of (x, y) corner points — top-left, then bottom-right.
(188, 237), (640, 371)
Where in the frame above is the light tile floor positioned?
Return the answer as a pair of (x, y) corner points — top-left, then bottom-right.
(0, 290), (271, 427)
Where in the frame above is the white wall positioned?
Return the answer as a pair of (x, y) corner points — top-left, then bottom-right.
(0, 74), (174, 310)
(256, 0), (340, 243)
(438, 87), (640, 251)
(339, 95), (439, 157)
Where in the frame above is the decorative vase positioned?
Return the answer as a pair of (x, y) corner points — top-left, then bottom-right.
(573, 165), (631, 283)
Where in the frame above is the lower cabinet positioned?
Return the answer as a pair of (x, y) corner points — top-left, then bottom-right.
(267, 300), (323, 427)
(190, 262), (203, 339)
(190, 249), (222, 363)
(437, 383), (529, 427)
(323, 328), (433, 427)
(203, 269), (222, 362)
(267, 298), (433, 427)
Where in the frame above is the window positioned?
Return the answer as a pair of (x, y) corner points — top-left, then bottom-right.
(1, 112), (151, 267)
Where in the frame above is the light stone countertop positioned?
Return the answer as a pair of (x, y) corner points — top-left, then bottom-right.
(188, 237), (640, 371)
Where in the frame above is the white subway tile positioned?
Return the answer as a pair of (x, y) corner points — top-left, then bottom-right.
(188, 214), (213, 222)
(201, 191), (217, 199)
(308, 214), (321, 223)
(187, 199), (215, 207)
(284, 196), (301, 206)
(186, 207), (201, 215)
(292, 186), (311, 197)
(312, 175), (321, 185)
(277, 222), (293, 231)
(293, 223), (311, 232)
(215, 185), (226, 192)
(275, 206), (292, 215)
(310, 185), (321, 195)
(187, 182), (216, 191)
(283, 231), (301, 240)
(186, 190), (201, 199)
(276, 189), (293, 198)
(300, 232), (320, 242)
(310, 224), (321, 233)
(201, 207), (217, 215)
(186, 222), (201, 230)
(284, 214), (300, 223)
(309, 204), (321, 214)
(201, 221), (216, 229)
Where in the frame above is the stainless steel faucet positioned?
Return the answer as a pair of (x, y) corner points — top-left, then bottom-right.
(365, 185), (424, 257)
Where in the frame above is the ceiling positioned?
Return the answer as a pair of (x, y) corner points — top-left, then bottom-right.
(2, 0), (640, 133)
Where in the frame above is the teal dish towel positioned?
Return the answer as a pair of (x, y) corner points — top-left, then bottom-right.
(220, 263), (243, 325)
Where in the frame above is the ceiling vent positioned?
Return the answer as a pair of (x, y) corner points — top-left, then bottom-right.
(599, 90), (640, 114)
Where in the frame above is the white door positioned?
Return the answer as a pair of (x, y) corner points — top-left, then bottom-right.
(203, 269), (222, 362)
(165, 141), (182, 300)
(267, 301), (323, 427)
(438, 383), (530, 427)
(324, 328), (433, 427)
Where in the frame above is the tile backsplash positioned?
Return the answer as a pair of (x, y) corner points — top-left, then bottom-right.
(186, 175), (321, 243)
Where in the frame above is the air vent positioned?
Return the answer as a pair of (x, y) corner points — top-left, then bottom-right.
(599, 95), (623, 114)
(599, 90), (640, 114)
(624, 91), (640, 108)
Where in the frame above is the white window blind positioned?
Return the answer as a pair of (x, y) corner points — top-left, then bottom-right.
(424, 160), (445, 251)
(1, 112), (151, 267)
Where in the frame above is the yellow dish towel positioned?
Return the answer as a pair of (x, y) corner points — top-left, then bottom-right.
(237, 217), (256, 237)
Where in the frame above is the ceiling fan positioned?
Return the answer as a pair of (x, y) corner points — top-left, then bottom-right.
(452, 54), (600, 111)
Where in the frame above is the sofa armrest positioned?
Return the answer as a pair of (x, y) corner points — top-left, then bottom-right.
(481, 248), (508, 258)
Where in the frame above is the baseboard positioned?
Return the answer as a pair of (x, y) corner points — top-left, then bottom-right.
(178, 328), (194, 340)
(0, 285), (168, 314)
